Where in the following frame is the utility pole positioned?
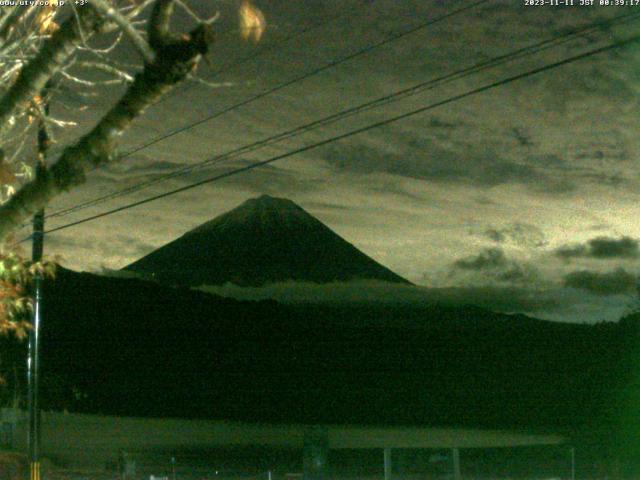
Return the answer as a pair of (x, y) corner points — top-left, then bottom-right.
(452, 448), (461, 480)
(303, 426), (329, 480)
(383, 448), (392, 480)
(28, 85), (49, 480)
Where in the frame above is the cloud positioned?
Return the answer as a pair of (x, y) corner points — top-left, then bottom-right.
(47, 231), (160, 273)
(483, 223), (547, 248)
(589, 237), (639, 258)
(321, 139), (573, 193)
(451, 247), (539, 285)
(563, 268), (638, 296)
(196, 280), (561, 315)
(510, 127), (533, 147)
(556, 236), (639, 260)
(426, 285), (561, 314)
(195, 279), (628, 323)
(454, 248), (506, 270)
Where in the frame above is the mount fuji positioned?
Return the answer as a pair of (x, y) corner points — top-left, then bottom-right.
(124, 195), (410, 287)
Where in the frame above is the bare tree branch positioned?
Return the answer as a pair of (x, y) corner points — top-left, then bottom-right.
(0, 7), (214, 240)
(149, 0), (176, 49)
(123, 0), (158, 22)
(176, 0), (220, 25)
(78, 61), (135, 83)
(0, 6), (106, 141)
(0, 5), (37, 42)
(90, 0), (156, 64)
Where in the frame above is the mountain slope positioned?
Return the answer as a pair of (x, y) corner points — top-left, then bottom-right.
(124, 195), (410, 287)
(16, 267), (629, 432)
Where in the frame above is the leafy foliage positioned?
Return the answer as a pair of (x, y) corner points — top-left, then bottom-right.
(0, 244), (56, 340)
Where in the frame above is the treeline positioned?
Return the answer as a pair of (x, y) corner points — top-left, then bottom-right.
(2, 267), (640, 440)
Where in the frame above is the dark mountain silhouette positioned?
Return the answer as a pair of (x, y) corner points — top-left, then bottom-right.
(124, 195), (410, 287)
(7, 191), (638, 450)
(2, 266), (629, 438)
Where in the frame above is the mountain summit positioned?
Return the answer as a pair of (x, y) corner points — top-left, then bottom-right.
(124, 195), (410, 287)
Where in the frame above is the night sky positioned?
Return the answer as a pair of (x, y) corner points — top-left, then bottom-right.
(32, 0), (640, 323)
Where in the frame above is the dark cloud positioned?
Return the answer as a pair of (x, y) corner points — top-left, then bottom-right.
(540, 62), (637, 112)
(578, 172), (627, 188)
(367, 178), (429, 202)
(556, 236), (639, 260)
(556, 245), (588, 259)
(590, 237), (639, 258)
(510, 127), (533, 147)
(454, 248), (506, 270)
(494, 263), (536, 283)
(427, 117), (459, 129)
(483, 223), (547, 248)
(485, 229), (505, 243)
(93, 158), (186, 183)
(451, 248), (539, 285)
(322, 140), (573, 193)
(563, 268), (638, 296)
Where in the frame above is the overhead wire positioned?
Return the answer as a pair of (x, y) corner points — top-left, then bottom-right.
(144, 0), (375, 107)
(35, 31), (640, 239)
(44, 10), (640, 222)
(122, 0), (491, 157)
(34, 0), (376, 178)
(43, 0), (492, 220)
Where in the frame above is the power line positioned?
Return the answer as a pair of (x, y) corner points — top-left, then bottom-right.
(146, 0), (373, 106)
(44, 0), (491, 220)
(122, 0), (490, 157)
(39, 33), (640, 238)
(44, 10), (640, 222)
(42, 0), (375, 163)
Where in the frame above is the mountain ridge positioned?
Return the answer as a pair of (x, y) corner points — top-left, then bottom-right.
(124, 195), (411, 287)
(27, 265), (631, 431)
